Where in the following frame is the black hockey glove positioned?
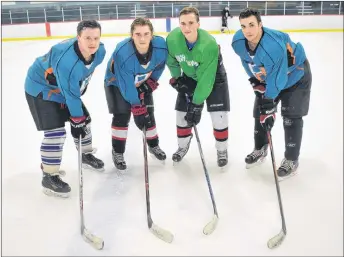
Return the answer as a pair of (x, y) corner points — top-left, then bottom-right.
(169, 76), (196, 96)
(131, 104), (152, 130)
(249, 77), (266, 99)
(185, 102), (204, 126)
(70, 116), (87, 138)
(259, 98), (276, 132)
(137, 78), (159, 99)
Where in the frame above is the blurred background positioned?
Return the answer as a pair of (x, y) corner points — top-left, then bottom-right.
(1, 1), (343, 25)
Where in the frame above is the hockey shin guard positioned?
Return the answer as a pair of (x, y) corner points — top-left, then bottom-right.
(210, 111), (228, 151)
(254, 118), (268, 149)
(283, 117), (303, 160)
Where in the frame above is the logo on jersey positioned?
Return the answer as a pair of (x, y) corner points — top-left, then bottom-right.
(80, 73), (93, 94)
(248, 62), (266, 82)
(175, 54), (199, 67)
(135, 71), (152, 87)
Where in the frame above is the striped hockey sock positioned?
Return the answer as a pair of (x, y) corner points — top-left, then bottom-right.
(40, 127), (66, 174)
(73, 124), (93, 153)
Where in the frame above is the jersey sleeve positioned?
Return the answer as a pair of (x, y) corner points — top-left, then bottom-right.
(166, 36), (181, 78)
(241, 59), (255, 78)
(113, 53), (140, 105)
(264, 54), (288, 99)
(192, 43), (219, 104)
(55, 61), (83, 117)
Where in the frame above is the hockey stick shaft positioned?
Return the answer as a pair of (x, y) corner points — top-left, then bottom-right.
(185, 94), (218, 217)
(142, 125), (153, 228)
(140, 98), (174, 243)
(193, 125), (218, 216)
(78, 135), (104, 250)
(78, 135), (85, 233)
(267, 131), (287, 234)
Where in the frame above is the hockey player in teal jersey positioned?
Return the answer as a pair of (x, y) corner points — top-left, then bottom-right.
(232, 8), (312, 180)
(25, 20), (106, 197)
(104, 18), (168, 170)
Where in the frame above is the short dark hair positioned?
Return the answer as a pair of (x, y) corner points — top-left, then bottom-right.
(239, 8), (262, 23)
(179, 7), (200, 23)
(130, 17), (154, 35)
(77, 20), (101, 36)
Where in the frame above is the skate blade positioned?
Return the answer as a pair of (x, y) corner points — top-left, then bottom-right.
(115, 166), (128, 173)
(149, 153), (166, 164)
(245, 157), (266, 169)
(278, 170), (298, 182)
(42, 188), (70, 198)
(82, 163), (105, 172)
(218, 163), (228, 171)
(172, 159), (183, 166)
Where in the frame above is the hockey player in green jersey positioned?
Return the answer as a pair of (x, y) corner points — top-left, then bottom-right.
(166, 7), (230, 167)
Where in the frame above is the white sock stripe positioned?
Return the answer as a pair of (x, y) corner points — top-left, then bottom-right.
(42, 137), (66, 145)
(215, 140), (228, 152)
(178, 135), (192, 148)
(40, 151), (63, 157)
(112, 128), (128, 139)
(146, 127), (157, 138)
(176, 111), (188, 127)
(210, 111), (228, 130)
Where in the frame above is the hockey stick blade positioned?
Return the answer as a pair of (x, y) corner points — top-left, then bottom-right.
(149, 223), (174, 243)
(267, 229), (286, 249)
(82, 228), (104, 250)
(203, 215), (219, 235)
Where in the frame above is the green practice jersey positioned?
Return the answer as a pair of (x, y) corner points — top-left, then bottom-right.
(166, 27), (219, 104)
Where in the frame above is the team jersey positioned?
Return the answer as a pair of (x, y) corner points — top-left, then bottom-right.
(232, 27), (307, 99)
(25, 37), (106, 117)
(166, 27), (219, 105)
(104, 36), (168, 105)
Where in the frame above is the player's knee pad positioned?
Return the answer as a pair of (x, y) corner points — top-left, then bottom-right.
(42, 127), (66, 144)
(210, 111), (228, 151)
(283, 116), (303, 130)
(112, 113), (131, 127)
(210, 111), (228, 130)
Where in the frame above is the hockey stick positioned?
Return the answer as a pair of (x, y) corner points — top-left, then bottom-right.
(266, 131), (287, 249)
(78, 135), (104, 250)
(140, 99), (174, 243)
(193, 125), (219, 235)
(185, 94), (219, 235)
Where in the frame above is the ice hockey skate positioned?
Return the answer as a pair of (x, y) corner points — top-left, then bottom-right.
(217, 149), (228, 168)
(277, 158), (299, 181)
(112, 149), (127, 171)
(42, 171), (71, 198)
(172, 134), (193, 164)
(148, 145), (166, 163)
(245, 144), (268, 169)
(82, 148), (105, 172)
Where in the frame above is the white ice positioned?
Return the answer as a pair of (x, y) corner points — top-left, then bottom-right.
(1, 32), (343, 256)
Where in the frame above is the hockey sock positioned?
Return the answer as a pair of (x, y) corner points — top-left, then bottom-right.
(73, 123), (92, 153)
(210, 111), (228, 151)
(176, 111), (192, 148)
(111, 114), (129, 153)
(283, 117), (303, 161)
(254, 118), (268, 149)
(41, 127), (66, 174)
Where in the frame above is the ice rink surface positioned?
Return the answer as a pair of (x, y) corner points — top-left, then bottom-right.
(2, 32), (343, 256)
